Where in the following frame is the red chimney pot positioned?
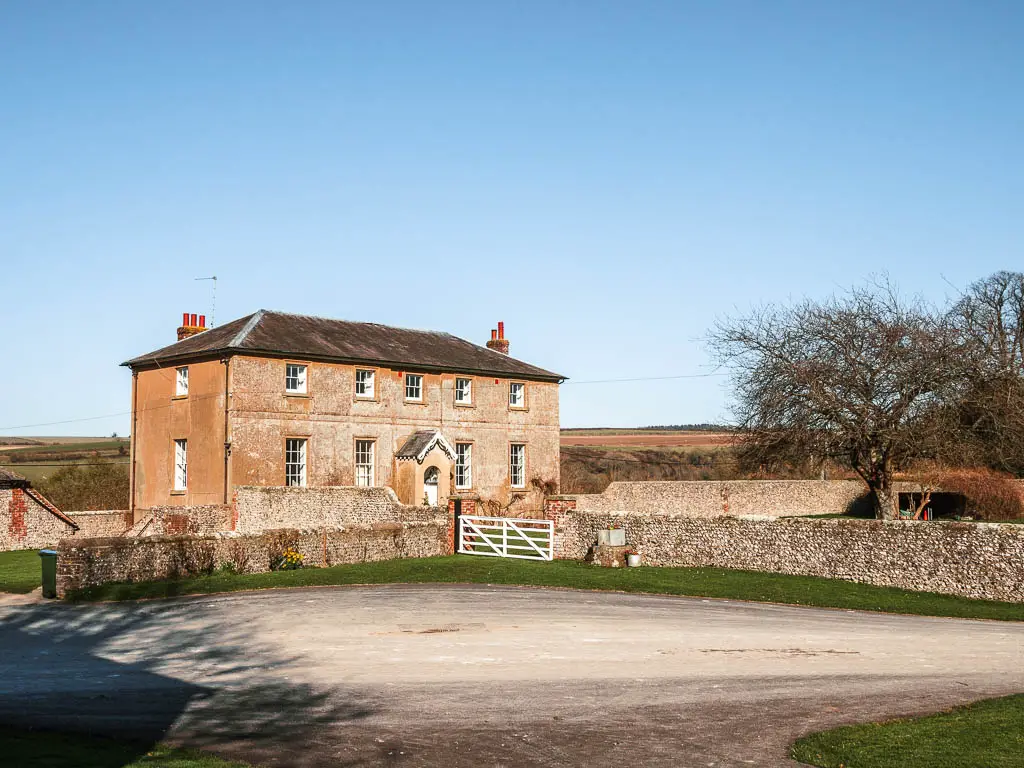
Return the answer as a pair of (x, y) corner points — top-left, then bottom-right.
(190, 313), (198, 326)
(198, 314), (206, 328)
(498, 321), (505, 339)
(182, 312), (190, 326)
(491, 329), (497, 340)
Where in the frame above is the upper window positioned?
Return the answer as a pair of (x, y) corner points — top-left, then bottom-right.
(355, 439), (375, 486)
(175, 367), (189, 397)
(355, 369), (375, 399)
(455, 377), (472, 405)
(285, 438), (307, 487)
(509, 382), (526, 409)
(509, 443), (526, 488)
(405, 373), (423, 402)
(173, 439), (188, 491)
(285, 363), (308, 394)
(455, 442), (472, 489)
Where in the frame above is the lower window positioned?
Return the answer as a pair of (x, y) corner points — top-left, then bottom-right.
(285, 438), (307, 487)
(356, 439), (375, 486)
(173, 439), (187, 491)
(455, 442), (472, 489)
(509, 443), (526, 488)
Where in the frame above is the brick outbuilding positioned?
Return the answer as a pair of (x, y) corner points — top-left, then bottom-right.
(0, 468), (79, 551)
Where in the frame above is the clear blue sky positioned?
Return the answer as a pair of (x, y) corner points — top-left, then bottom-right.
(1, 1), (1021, 434)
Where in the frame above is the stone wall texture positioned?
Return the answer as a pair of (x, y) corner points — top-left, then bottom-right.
(568, 480), (868, 517)
(56, 521), (447, 597)
(552, 508), (1024, 603)
(1, 488), (79, 551)
(66, 510), (133, 539)
(147, 504), (233, 535)
(233, 485), (443, 533)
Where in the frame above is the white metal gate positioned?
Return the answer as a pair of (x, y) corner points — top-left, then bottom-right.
(458, 515), (554, 561)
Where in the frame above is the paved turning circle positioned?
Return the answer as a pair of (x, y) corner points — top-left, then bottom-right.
(1, 584), (1023, 767)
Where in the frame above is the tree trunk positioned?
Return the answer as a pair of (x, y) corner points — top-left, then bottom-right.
(870, 484), (899, 519)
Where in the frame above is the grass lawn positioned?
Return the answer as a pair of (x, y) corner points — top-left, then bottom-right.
(0, 726), (254, 768)
(791, 694), (1024, 767)
(0, 549), (42, 594)
(67, 555), (1024, 621)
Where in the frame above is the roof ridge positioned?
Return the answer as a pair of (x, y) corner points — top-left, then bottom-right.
(229, 309), (266, 348)
(261, 309), (455, 338)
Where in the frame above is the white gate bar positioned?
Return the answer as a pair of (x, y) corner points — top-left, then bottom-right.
(458, 515), (554, 561)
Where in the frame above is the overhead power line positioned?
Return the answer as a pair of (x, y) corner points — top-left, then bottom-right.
(566, 372), (726, 385)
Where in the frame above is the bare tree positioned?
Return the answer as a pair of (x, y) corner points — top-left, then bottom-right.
(710, 280), (965, 519)
(949, 271), (1024, 474)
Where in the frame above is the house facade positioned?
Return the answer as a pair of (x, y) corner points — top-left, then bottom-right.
(124, 311), (563, 521)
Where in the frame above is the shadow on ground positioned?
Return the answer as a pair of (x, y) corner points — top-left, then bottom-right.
(0, 599), (376, 766)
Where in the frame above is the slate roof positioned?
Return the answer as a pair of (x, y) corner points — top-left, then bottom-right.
(395, 431), (439, 460)
(0, 467), (28, 489)
(123, 310), (564, 382)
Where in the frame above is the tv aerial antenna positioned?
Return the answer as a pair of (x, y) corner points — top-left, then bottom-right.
(195, 276), (217, 326)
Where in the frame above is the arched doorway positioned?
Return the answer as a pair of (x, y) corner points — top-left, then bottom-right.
(423, 466), (440, 506)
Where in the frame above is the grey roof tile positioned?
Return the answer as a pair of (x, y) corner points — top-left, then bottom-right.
(123, 310), (564, 382)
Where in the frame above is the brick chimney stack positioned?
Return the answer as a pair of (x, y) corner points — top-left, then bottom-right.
(177, 312), (208, 341)
(486, 321), (510, 355)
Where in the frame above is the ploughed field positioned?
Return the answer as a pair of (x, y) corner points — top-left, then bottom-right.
(0, 436), (129, 484)
(560, 429), (736, 448)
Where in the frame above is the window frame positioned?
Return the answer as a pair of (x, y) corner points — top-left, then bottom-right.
(174, 366), (189, 398)
(173, 438), (188, 492)
(355, 438), (376, 487)
(284, 437), (308, 488)
(508, 381), (527, 410)
(509, 443), (526, 489)
(454, 377), (473, 406)
(455, 442), (473, 490)
(354, 368), (377, 400)
(285, 362), (309, 395)
(404, 373), (424, 403)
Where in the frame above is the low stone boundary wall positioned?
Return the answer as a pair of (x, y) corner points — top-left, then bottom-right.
(146, 505), (233, 535)
(552, 509), (1024, 603)
(233, 486), (442, 532)
(562, 480), (868, 518)
(56, 521), (447, 597)
(66, 510), (133, 538)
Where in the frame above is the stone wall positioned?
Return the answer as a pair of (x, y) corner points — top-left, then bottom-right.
(233, 485), (442, 533)
(551, 506), (1024, 603)
(1, 488), (79, 551)
(66, 511), (133, 539)
(147, 504), (233, 535)
(56, 521), (447, 597)
(565, 480), (868, 518)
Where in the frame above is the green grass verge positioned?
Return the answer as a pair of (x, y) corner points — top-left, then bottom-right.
(0, 549), (42, 594)
(66, 555), (1024, 621)
(0, 725), (254, 767)
(792, 694), (1024, 767)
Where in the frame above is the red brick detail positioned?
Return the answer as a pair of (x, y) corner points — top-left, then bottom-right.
(8, 489), (28, 539)
(231, 490), (239, 531)
(164, 513), (191, 535)
(544, 497), (577, 559)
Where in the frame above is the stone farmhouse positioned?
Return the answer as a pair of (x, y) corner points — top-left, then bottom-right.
(123, 311), (564, 522)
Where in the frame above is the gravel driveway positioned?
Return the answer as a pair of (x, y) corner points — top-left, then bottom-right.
(1, 584), (1022, 767)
